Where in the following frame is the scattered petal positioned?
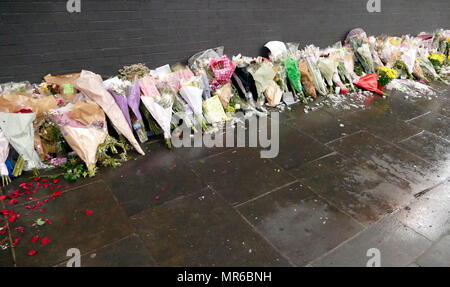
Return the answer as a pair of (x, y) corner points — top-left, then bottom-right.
(85, 209), (93, 216)
(28, 250), (38, 256)
(40, 237), (51, 245)
(15, 226), (25, 233)
(12, 237), (21, 246)
(31, 235), (39, 243)
(7, 199), (18, 205)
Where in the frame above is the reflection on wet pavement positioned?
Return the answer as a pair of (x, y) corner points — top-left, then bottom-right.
(1, 86), (449, 267)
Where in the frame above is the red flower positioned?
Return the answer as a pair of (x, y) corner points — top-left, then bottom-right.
(28, 250), (38, 256)
(40, 237), (51, 245)
(85, 209), (93, 216)
(31, 235), (39, 243)
(0, 195), (6, 201)
(16, 108), (33, 114)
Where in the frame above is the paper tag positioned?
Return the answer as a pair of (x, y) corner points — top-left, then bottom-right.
(282, 92), (296, 105)
(62, 84), (75, 94)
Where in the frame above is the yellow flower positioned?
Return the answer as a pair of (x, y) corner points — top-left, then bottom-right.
(429, 53), (445, 64)
(379, 66), (398, 79)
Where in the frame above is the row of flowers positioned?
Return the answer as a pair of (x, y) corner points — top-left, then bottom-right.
(0, 28), (449, 185)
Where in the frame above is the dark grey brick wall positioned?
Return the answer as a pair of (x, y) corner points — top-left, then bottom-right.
(1, 0), (449, 83)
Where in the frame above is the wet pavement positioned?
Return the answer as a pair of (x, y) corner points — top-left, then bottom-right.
(1, 84), (450, 267)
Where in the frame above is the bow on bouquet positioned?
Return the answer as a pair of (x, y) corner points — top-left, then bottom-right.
(0, 111), (44, 177)
(140, 75), (175, 148)
(49, 100), (108, 176)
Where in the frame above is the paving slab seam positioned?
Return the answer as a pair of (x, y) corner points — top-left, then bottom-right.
(404, 111), (432, 123)
(233, 180), (299, 208)
(266, 151), (369, 228)
(365, 130), (444, 165)
(205, 184), (296, 266)
(323, 129), (366, 146)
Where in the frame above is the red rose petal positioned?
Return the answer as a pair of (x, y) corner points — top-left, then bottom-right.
(0, 195), (6, 201)
(52, 179), (59, 184)
(85, 209), (93, 216)
(28, 250), (38, 256)
(12, 237), (21, 246)
(8, 199), (19, 205)
(33, 177), (41, 182)
(31, 235), (39, 243)
(40, 237), (51, 245)
(15, 226), (25, 233)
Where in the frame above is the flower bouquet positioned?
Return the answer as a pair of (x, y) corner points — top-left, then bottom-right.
(202, 96), (228, 124)
(0, 130), (10, 186)
(49, 100), (108, 176)
(140, 76), (174, 148)
(0, 112), (43, 177)
(128, 80), (148, 143)
(179, 76), (208, 131)
(356, 44), (375, 74)
(232, 63), (258, 104)
(418, 56), (447, 83)
(106, 77), (133, 127)
(378, 66), (398, 89)
(318, 57), (339, 92)
(298, 59), (317, 98)
(119, 63), (151, 81)
(46, 71), (144, 155)
(284, 57), (307, 103)
(248, 61), (277, 106)
(302, 45), (328, 96)
(428, 53), (446, 73)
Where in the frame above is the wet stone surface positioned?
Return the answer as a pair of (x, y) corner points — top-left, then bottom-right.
(1, 85), (449, 266)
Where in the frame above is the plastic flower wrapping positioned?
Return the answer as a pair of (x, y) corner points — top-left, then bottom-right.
(0, 130), (10, 185)
(0, 112), (44, 175)
(0, 27), (448, 184)
(49, 100), (108, 176)
(140, 75), (174, 148)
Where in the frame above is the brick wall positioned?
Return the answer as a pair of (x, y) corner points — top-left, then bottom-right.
(1, 0), (449, 83)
